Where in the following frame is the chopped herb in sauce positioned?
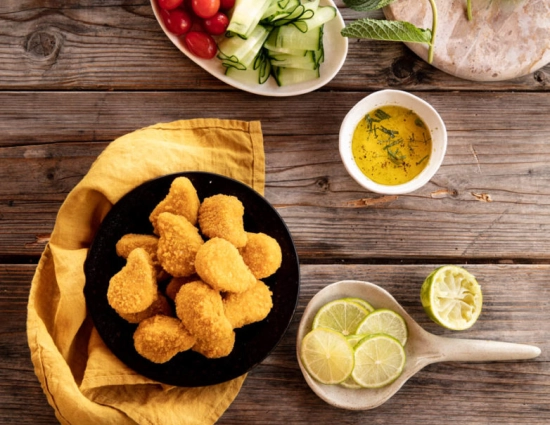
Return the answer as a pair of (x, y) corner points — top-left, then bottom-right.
(352, 106), (432, 185)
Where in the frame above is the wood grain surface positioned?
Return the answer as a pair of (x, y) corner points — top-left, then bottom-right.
(0, 0), (549, 424)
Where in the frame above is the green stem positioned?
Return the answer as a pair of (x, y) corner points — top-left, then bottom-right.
(427, 0), (438, 64)
(467, 0), (473, 21)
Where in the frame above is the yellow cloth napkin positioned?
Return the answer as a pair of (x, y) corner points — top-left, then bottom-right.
(27, 119), (265, 425)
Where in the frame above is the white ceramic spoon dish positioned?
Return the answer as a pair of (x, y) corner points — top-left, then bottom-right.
(297, 280), (541, 410)
(150, 0), (348, 97)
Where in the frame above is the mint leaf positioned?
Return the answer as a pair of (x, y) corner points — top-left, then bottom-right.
(341, 18), (432, 44)
(343, 0), (398, 11)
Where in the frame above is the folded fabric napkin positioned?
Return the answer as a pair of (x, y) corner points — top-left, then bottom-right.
(27, 119), (265, 425)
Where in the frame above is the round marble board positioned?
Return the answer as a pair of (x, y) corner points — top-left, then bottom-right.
(384, 0), (550, 81)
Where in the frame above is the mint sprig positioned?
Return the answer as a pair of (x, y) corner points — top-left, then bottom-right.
(341, 0), (440, 64)
(341, 19), (432, 44)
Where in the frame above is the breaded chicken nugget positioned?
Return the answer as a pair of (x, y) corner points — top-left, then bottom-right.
(133, 315), (195, 363)
(156, 212), (204, 277)
(198, 194), (247, 248)
(223, 279), (273, 329)
(195, 237), (256, 293)
(107, 248), (158, 315)
(118, 292), (172, 324)
(150, 177), (200, 233)
(165, 275), (198, 301)
(116, 234), (159, 264)
(175, 280), (235, 358)
(192, 331), (235, 359)
(238, 232), (282, 279)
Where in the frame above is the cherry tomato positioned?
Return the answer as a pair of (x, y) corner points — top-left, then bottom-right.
(184, 31), (217, 59)
(191, 0), (220, 19)
(158, 0), (184, 10)
(219, 0), (235, 10)
(203, 12), (229, 35)
(165, 9), (193, 35)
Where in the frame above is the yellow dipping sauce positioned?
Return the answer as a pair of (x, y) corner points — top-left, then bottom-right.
(351, 105), (432, 185)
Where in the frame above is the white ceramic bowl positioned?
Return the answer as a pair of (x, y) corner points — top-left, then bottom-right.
(339, 90), (447, 194)
(150, 0), (348, 97)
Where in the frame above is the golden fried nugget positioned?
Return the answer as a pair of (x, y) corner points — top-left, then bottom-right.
(175, 280), (235, 358)
(118, 292), (172, 324)
(223, 280), (273, 329)
(165, 275), (198, 300)
(156, 212), (204, 277)
(198, 194), (247, 248)
(192, 331), (235, 359)
(195, 237), (256, 293)
(107, 248), (158, 315)
(150, 177), (201, 233)
(239, 232), (282, 279)
(116, 234), (159, 264)
(133, 315), (196, 363)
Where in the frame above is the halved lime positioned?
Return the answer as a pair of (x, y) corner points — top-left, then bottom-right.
(352, 333), (406, 388)
(300, 328), (355, 385)
(342, 297), (375, 313)
(356, 309), (408, 346)
(421, 265), (482, 331)
(312, 299), (370, 336)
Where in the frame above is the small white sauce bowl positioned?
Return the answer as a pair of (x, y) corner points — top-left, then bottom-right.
(339, 90), (447, 195)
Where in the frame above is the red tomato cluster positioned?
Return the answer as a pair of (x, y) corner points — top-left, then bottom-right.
(157, 0), (235, 59)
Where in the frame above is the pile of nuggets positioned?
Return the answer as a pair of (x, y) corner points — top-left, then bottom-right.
(106, 177), (282, 363)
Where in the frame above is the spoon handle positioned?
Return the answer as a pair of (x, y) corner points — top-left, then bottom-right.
(436, 336), (541, 362)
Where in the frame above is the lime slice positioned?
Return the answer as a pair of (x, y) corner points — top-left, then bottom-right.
(352, 334), (406, 388)
(420, 265), (482, 330)
(312, 299), (370, 336)
(356, 309), (408, 346)
(340, 334), (365, 389)
(340, 375), (362, 389)
(342, 297), (375, 313)
(300, 328), (355, 385)
(345, 334), (365, 347)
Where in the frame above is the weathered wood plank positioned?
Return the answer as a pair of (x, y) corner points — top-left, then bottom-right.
(0, 265), (59, 424)
(0, 91), (549, 260)
(0, 2), (547, 91)
(2, 264), (547, 425)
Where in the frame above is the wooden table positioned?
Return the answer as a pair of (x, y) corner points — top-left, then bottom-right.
(1, 1), (549, 424)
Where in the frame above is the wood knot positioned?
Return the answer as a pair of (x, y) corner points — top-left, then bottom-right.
(315, 176), (330, 191)
(533, 70), (547, 86)
(46, 167), (56, 181)
(25, 30), (61, 60)
(391, 56), (415, 79)
(430, 189), (458, 199)
(389, 55), (428, 85)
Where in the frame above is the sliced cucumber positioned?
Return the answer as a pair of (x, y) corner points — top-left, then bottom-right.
(218, 25), (270, 68)
(300, 5), (335, 31)
(268, 51), (317, 70)
(228, 0), (272, 38)
(261, 0), (280, 20)
(223, 0), (336, 86)
(272, 66), (320, 86)
(264, 29), (308, 55)
(263, 0), (315, 27)
(302, 0), (320, 12)
(275, 25), (322, 51)
(225, 51), (272, 84)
